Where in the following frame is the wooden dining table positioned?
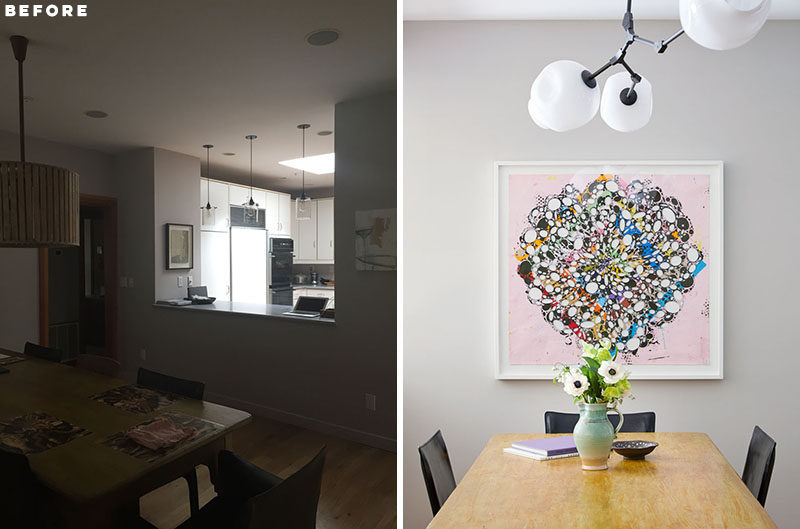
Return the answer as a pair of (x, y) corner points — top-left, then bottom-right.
(0, 348), (251, 528)
(428, 432), (777, 529)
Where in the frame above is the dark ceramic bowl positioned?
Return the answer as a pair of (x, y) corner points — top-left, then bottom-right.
(612, 440), (659, 460)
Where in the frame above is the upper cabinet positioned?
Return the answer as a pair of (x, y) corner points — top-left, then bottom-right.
(200, 179), (230, 231)
(264, 191), (292, 236)
(293, 197), (334, 264)
(229, 184), (265, 209)
(316, 198), (335, 261)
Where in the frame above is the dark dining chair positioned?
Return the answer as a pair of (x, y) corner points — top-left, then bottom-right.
(76, 353), (121, 377)
(0, 448), (52, 528)
(24, 341), (68, 363)
(137, 367), (206, 400)
(544, 410), (656, 434)
(174, 447), (326, 529)
(136, 367), (206, 514)
(419, 430), (457, 516)
(741, 425), (776, 507)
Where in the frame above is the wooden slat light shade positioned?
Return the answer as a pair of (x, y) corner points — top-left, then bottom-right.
(0, 161), (80, 247)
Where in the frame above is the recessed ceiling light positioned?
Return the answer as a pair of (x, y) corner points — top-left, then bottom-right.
(222, 152), (236, 156)
(317, 130), (333, 136)
(279, 153), (335, 175)
(306, 29), (340, 46)
(84, 110), (108, 119)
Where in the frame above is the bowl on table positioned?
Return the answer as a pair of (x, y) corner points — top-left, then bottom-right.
(612, 440), (659, 460)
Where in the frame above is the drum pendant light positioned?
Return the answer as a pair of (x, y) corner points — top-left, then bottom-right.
(0, 36), (79, 247)
(242, 135), (259, 223)
(295, 124), (312, 221)
(200, 144), (217, 225)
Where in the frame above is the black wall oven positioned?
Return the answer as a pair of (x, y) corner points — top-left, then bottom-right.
(269, 238), (294, 306)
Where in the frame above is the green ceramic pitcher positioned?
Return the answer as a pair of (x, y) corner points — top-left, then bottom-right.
(573, 402), (624, 470)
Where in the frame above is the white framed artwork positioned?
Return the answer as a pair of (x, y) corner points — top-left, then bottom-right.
(495, 161), (723, 379)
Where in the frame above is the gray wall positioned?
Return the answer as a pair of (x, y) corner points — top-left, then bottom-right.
(404, 21), (799, 528)
(0, 131), (116, 351)
(116, 91), (396, 449)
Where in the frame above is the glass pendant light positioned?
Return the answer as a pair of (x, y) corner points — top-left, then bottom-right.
(200, 144), (217, 225)
(242, 134), (259, 223)
(295, 124), (312, 221)
(528, 60), (600, 132)
(680, 0), (771, 51)
(600, 72), (653, 132)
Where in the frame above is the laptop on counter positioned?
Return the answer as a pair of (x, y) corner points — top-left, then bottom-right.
(283, 296), (328, 318)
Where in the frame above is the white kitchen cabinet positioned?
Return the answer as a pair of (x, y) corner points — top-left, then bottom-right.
(292, 197), (334, 264)
(264, 191), (292, 236)
(316, 198), (335, 261)
(229, 184), (266, 208)
(277, 193), (292, 236)
(200, 231), (230, 301)
(200, 179), (230, 232)
(293, 287), (335, 308)
(294, 200), (318, 261)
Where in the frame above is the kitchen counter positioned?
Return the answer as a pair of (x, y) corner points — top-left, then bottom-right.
(153, 300), (335, 324)
(292, 284), (335, 290)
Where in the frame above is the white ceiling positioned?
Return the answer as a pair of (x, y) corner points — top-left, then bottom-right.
(405, 0), (800, 21)
(0, 0), (396, 194)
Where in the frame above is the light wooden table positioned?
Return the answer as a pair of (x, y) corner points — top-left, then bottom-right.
(0, 349), (251, 528)
(428, 432), (777, 529)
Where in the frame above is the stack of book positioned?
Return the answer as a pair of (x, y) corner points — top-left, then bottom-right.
(503, 436), (579, 460)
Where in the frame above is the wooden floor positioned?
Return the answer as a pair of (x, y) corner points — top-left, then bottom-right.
(139, 416), (396, 529)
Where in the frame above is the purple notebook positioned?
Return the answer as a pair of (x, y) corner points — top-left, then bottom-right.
(511, 436), (577, 456)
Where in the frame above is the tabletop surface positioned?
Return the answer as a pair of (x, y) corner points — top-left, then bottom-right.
(428, 432), (777, 529)
(0, 349), (251, 503)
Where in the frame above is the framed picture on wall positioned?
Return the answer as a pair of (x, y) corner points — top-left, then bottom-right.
(494, 161), (723, 380)
(165, 223), (193, 270)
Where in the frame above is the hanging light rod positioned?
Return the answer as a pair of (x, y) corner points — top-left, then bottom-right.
(580, 0), (683, 101)
(528, 0), (771, 132)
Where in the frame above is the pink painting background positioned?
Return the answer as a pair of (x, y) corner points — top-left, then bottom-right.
(508, 172), (711, 366)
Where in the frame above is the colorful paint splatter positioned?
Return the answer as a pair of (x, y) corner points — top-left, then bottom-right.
(514, 175), (706, 360)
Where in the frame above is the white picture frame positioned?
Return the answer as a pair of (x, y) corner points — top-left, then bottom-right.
(494, 161), (723, 380)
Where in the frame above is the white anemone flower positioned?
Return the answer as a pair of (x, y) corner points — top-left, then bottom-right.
(562, 369), (589, 397)
(598, 360), (627, 384)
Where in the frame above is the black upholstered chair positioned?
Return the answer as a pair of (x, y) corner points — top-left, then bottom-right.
(0, 448), (52, 528)
(742, 425), (776, 506)
(137, 367), (205, 400)
(24, 341), (68, 363)
(137, 367), (206, 514)
(419, 430), (457, 516)
(544, 411), (656, 434)
(175, 447), (326, 529)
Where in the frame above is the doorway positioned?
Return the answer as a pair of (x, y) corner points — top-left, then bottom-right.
(38, 195), (118, 360)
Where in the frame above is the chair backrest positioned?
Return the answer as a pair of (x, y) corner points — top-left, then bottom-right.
(245, 447), (326, 529)
(76, 354), (121, 378)
(419, 430), (457, 516)
(24, 341), (66, 363)
(0, 449), (40, 528)
(544, 411), (656, 434)
(741, 425), (776, 507)
(137, 367), (205, 400)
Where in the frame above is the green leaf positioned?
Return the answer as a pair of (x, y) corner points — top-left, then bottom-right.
(582, 356), (601, 372)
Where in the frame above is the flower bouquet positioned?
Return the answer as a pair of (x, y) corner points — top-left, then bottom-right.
(553, 340), (633, 470)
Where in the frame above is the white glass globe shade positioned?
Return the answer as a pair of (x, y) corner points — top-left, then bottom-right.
(529, 60), (600, 132)
(600, 72), (653, 132)
(527, 98), (550, 130)
(680, 0), (771, 51)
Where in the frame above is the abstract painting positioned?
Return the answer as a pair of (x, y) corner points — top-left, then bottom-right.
(166, 223), (193, 270)
(495, 162), (722, 379)
(355, 208), (397, 271)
